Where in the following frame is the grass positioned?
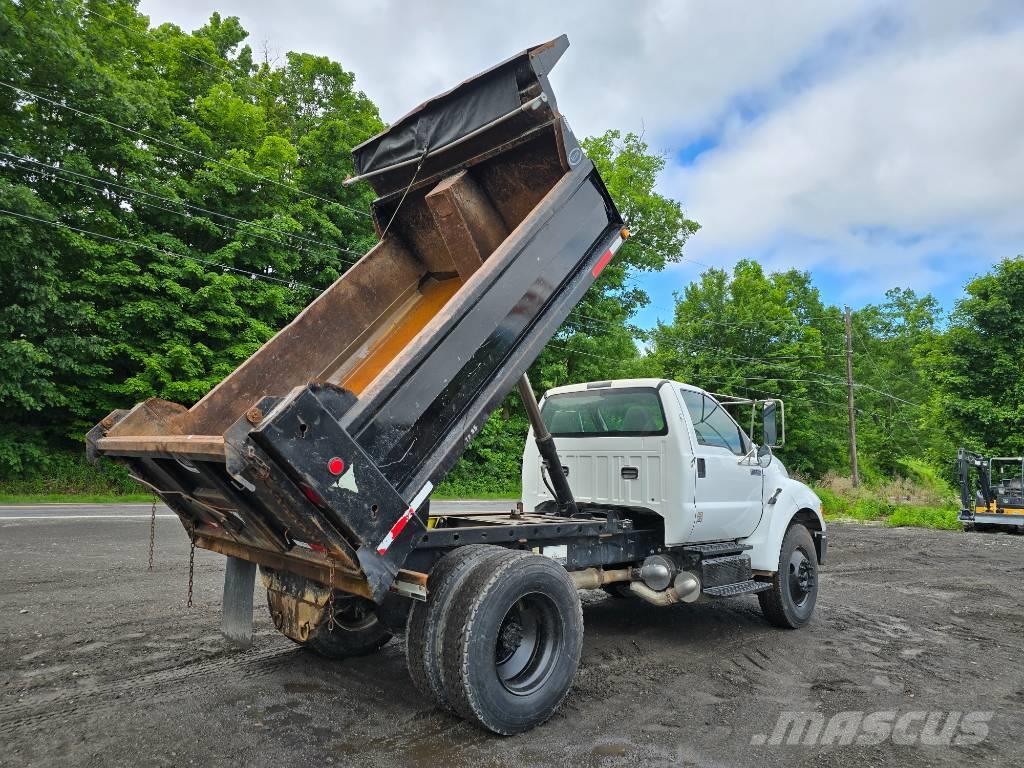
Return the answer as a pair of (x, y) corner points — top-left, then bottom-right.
(0, 492), (156, 505)
(815, 470), (961, 531)
(0, 454), (154, 504)
(432, 490), (519, 501)
(0, 451), (519, 504)
(885, 505), (960, 530)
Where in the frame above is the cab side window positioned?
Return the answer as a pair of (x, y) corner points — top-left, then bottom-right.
(680, 390), (747, 455)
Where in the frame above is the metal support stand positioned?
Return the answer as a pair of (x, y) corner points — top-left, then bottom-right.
(222, 556), (257, 648)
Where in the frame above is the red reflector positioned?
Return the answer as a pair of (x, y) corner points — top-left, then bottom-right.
(328, 457), (345, 475)
(300, 483), (327, 508)
(591, 248), (614, 278)
(309, 542), (326, 553)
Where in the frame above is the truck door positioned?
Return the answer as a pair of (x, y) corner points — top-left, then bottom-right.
(677, 389), (763, 542)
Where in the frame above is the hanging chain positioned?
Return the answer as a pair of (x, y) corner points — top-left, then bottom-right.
(147, 500), (156, 571)
(186, 523), (196, 608)
(326, 558), (336, 631)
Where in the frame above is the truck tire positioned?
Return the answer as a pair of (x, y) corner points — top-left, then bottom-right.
(758, 524), (819, 629)
(287, 593), (393, 659)
(440, 551), (584, 735)
(405, 544), (505, 703)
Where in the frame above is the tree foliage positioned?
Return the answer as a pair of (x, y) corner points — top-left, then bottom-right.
(1, 2), (1020, 498)
(925, 258), (1024, 456)
(0, 0), (381, 473)
(649, 261), (848, 478)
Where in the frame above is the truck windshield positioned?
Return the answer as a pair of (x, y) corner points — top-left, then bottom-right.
(541, 388), (667, 437)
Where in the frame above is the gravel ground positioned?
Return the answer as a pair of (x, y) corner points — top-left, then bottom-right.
(1, 506), (1022, 767)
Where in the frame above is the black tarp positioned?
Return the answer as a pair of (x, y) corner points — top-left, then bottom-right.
(351, 36), (569, 190)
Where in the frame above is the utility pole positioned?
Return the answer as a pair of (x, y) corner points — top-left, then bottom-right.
(844, 306), (860, 487)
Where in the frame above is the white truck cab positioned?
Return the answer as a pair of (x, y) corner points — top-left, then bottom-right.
(522, 378), (826, 625)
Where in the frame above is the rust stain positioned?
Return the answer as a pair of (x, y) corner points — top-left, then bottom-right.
(340, 277), (463, 395)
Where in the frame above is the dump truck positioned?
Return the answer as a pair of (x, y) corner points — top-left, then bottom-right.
(88, 36), (826, 735)
(958, 448), (1024, 531)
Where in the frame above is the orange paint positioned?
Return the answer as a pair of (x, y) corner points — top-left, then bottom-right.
(340, 278), (463, 395)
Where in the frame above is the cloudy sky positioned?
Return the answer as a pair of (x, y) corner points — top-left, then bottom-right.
(141, 0), (1024, 327)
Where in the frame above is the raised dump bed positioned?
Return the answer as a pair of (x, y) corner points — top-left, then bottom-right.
(88, 35), (625, 602)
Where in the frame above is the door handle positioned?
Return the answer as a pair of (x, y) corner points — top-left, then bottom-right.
(621, 466), (639, 480)
(696, 458), (706, 478)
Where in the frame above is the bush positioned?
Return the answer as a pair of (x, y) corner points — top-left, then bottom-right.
(434, 410), (527, 498)
(813, 461), (959, 529)
(849, 497), (894, 520)
(886, 506), (960, 530)
(0, 453), (143, 497)
(892, 456), (958, 506)
(814, 487), (849, 519)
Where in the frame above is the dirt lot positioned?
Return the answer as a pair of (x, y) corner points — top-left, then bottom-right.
(1, 504), (1022, 767)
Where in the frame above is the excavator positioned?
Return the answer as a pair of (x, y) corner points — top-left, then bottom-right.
(958, 448), (1024, 532)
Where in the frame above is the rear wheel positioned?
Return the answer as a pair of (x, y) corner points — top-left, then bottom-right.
(405, 544), (506, 703)
(440, 551), (583, 734)
(758, 524), (819, 629)
(271, 591), (393, 659)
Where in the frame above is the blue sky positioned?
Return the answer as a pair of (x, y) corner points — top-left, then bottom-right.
(143, 0), (1024, 328)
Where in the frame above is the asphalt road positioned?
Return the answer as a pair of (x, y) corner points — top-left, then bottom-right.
(1, 504), (1022, 767)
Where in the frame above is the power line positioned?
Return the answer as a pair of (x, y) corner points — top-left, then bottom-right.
(567, 312), (845, 358)
(2, 151), (366, 266)
(555, 322), (925, 420)
(696, 376), (847, 412)
(0, 206), (320, 292)
(544, 341), (853, 416)
(0, 80), (371, 219)
(565, 320), (832, 372)
(849, 324), (926, 440)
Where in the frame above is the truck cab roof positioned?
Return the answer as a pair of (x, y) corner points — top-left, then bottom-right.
(542, 378), (706, 398)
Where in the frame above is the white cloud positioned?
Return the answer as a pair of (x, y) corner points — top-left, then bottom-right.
(138, 0), (878, 140)
(658, 11), (1024, 301)
(671, 24), (1024, 248)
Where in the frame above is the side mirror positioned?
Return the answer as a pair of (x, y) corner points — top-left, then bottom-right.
(762, 401), (779, 447)
(757, 443), (773, 468)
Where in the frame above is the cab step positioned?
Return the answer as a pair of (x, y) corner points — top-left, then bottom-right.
(682, 541), (752, 558)
(703, 579), (772, 598)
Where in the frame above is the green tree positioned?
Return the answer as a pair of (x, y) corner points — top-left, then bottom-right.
(851, 289), (943, 475)
(649, 261), (848, 478)
(0, 0), (382, 477)
(925, 256), (1024, 456)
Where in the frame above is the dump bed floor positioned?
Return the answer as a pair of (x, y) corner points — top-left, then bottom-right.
(335, 277), (463, 395)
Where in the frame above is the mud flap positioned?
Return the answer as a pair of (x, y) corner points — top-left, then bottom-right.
(222, 556), (257, 648)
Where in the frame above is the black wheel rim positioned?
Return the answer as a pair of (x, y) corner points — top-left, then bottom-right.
(787, 549), (815, 608)
(494, 593), (562, 696)
(329, 595), (377, 632)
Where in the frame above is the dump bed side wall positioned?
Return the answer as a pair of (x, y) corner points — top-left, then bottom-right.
(174, 238), (422, 437)
(349, 160), (618, 495)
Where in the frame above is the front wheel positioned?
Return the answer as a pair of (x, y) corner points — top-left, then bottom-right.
(758, 524), (819, 629)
